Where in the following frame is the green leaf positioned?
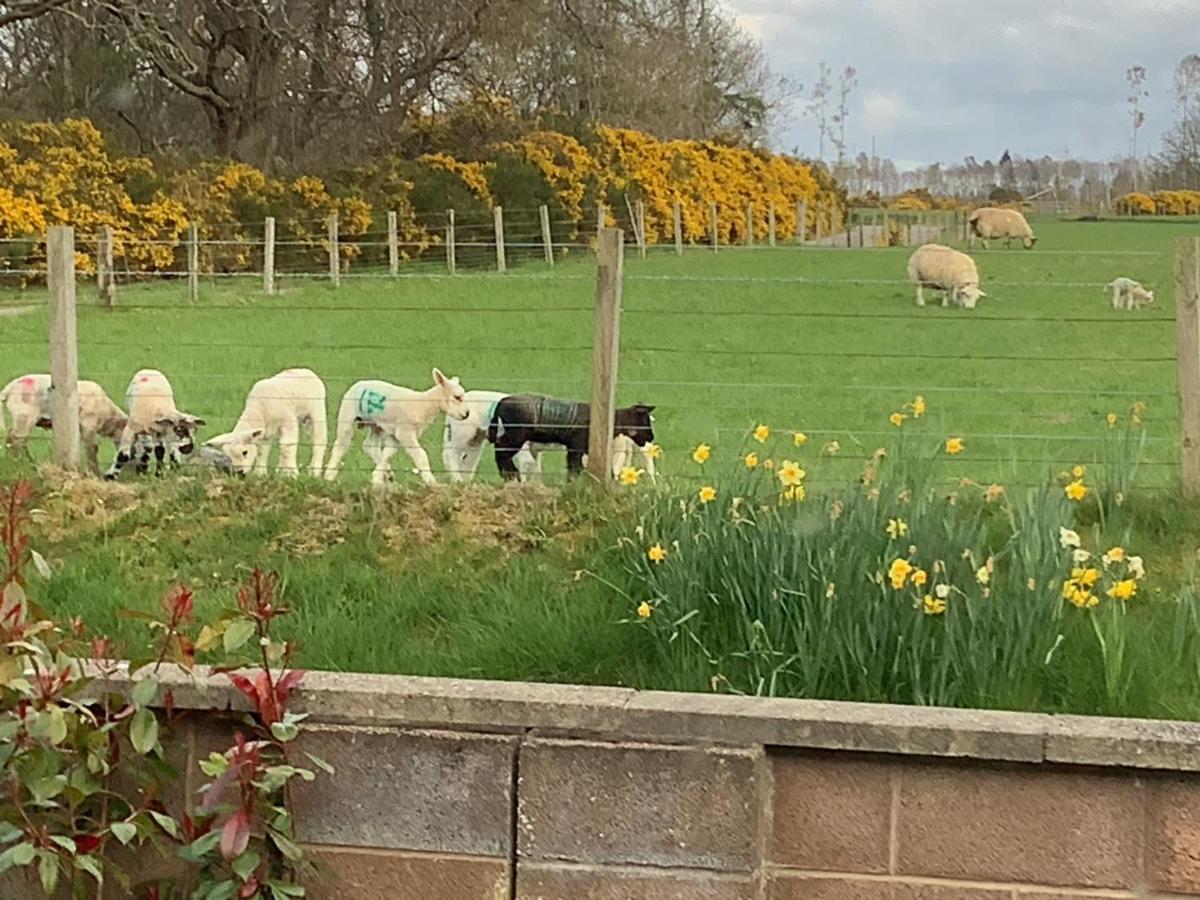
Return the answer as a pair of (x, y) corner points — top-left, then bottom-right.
(28, 774), (67, 804)
(132, 674), (159, 707)
(74, 854), (103, 884)
(304, 752), (335, 775)
(232, 849), (260, 882)
(29, 705), (68, 745)
(149, 811), (178, 839)
(0, 822), (23, 844)
(267, 881), (306, 898)
(199, 752), (229, 777)
(38, 849), (58, 895)
(270, 720), (299, 743)
(48, 835), (76, 853)
(178, 830), (221, 862)
(196, 623), (225, 653)
(203, 879), (238, 900)
(110, 822), (137, 846)
(130, 707), (159, 755)
(0, 841), (36, 875)
(223, 619), (256, 654)
(267, 829), (303, 862)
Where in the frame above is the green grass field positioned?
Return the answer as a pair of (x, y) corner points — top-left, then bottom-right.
(3, 215), (1200, 715)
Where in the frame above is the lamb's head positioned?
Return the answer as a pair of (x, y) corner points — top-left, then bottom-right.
(155, 414), (205, 457)
(1022, 236), (1037, 249)
(433, 368), (469, 421)
(614, 404), (656, 447)
(203, 428), (265, 474)
(956, 285), (986, 310)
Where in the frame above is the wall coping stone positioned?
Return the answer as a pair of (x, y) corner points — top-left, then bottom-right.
(87, 662), (1200, 772)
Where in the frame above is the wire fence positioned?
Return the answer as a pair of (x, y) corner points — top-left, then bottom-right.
(2, 218), (1196, 492)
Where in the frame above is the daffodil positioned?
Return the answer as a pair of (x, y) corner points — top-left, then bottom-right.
(923, 594), (947, 615)
(1106, 412), (1118, 428)
(692, 443), (711, 464)
(647, 544), (668, 564)
(912, 568), (928, 587)
(780, 484), (805, 504)
(646, 443), (663, 460)
(1107, 579), (1137, 601)
(910, 395), (927, 418)
(744, 451), (759, 469)
(945, 437), (964, 455)
(763, 458), (775, 470)
(888, 558), (914, 589)
(753, 424), (770, 443)
(777, 460), (805, 486)
(976, 566), (990, 586)
(822, 440), (840, 456)
(1102, 546), (1126, 566)
(825, 582), (836, 599)
(793, 432), (809, 446)
(698, 485), (717, 504)
(1072, 548), (1091, 564)
(1059, 527), (1081, 549)
(984, 483), (1005, 503)
(1065, 480), (1088, 502)
(1128, 555), (1146, 580)
(935, 583), (952, 599)
(886, 518), (908, 539)
(637, 601), (652, 619)
(619, 466), (642, 486)
(1071, 465), (1086, 479)
(889, 412), (907, 427)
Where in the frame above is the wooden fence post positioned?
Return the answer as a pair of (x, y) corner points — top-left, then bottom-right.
(446, 209), (457, 275)
(494, 206), (507, 273)
(768, 201), (776, 247)
(745, 202), (754, 247)
(796, 200), (807, 244)
(327, 213), (340, 287)
(97, 224), (114, 308)
(1178, 236), (1200, 496)
(263, 216), (276, 295)
(709, 202), (719, 252)
(47, 226), (80, 470)
(187, 224), (199, 303)
(596, 205), (606, 252)
(673, 201), (683, 256)
(814, 203), (823, 242)
(636, 200), (647, 259)
(588, 227), (624, 483)
(387, 211), (399, 278)
(540, 204), (554, 266)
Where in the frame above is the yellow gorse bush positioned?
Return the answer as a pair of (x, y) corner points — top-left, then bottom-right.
(1113, 191), (1200, 216)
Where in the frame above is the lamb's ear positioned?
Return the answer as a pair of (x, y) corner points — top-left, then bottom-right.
(204, 431), (235, 448)
(977, 290), (988, 297)
(155, 416), (178, 429)
(187, 416), (207, 428)
(247, 428), (265, 440)
(432, 367), (448, 388)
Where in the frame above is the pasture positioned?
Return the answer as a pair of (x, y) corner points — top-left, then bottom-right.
(3, 215), (1200, 715)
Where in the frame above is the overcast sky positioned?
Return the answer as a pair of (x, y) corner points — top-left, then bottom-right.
(728, 0), (1197, 168)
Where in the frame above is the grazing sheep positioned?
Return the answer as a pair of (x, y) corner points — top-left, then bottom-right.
(486, 394), (655, 481)
(203, 368), (328, 477)
(324, 369), (469, 486)
(0, 374), (128, 474)
(906, 244), (987, 309)
(967, 207), (1037, 249)
(106, 369), (205, 479)
(443, 390), (656, 482)
(1106, 277), (1155, 310)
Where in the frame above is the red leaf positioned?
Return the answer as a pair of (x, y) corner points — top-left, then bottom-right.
(219, 809), (250, 860)
(74, 834), (102, 854)
(162, 585), (194, 623)
(275, 669), (305, 697)
(238, 877), (260, 898)
(227, 674), (258, 707)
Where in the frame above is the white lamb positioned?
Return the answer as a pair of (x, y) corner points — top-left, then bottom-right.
(324, 369), (469, 486)
(967, 207), (1037, 250)
(443, 390), (656, 483)
(106, 369), (205, 479)
(0, 374), (128, 474)
(1106, 277), (1155, 311)
(906, 244), (987, 309)
(203, 368), (328, 477)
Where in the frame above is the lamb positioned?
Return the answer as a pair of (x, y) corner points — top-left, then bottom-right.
(0, 374), (128, 474)
(967, 207), (1037, 250)
(906, 244), (987, 309)
(105, 369), (205, 479)
(443, 390), (656, 482)
(323, 369), (469, 485)
(486, 393), (655, 481)
(1106, 277), (1155, 311)
(203, 368), (328, 477)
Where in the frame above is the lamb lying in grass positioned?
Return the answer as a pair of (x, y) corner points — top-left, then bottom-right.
(204, 368), (328, 477)
(486, 393), (655, 480)
(0, 373), (128, 474)
(106, 369), (205, 479)
(443, 390), (655, 482)
(324, 369), (469, 485)
(1106, 277), (1155, 310)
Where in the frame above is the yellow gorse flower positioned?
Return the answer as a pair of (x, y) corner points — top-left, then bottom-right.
(777, 460), (805, 487)
(945, 437), (964, 455)
(698, 485), (717, 504)
(888, 558), (914, 589)
(619, 467), (642, 486)
(692, 444), (711, 464)
(753, 424), (770, 443)
(744, 452), (759, 469)
(1065, 480), (1088, 502)
(647, 544), (668, 564)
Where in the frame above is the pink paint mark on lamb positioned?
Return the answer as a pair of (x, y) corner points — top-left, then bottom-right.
(19, 377), (34, 388)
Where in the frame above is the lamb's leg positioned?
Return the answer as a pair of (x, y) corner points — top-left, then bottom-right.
(153, 443), (166, 476)
(307, 407), (327, 478)
(367, 432), (399, 487)
(566, 448), (586, 478)
(494, 445), (521, 481)
(277, 420), (301, 478)
(396, 431), (437, 486)
(514, 445), (540, 482)
(105, 422), (137, 479)
(915, 284), (925, 307)
(323, 399), (358, 481)
(641, 446), (658, 483)
(1111, 286), (1120, 310)
(444, 427), (487, 482)
(83, 437), (100, 476)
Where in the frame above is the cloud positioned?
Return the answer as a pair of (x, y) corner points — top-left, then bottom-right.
(728, 0), (1193, 164)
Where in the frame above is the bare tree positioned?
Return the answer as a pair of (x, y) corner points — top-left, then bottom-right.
(1126, 64), (1148, 190)
(804, 61), (830, 160)
(1175, 54), (1200, 120)
(0, 0), (72, 28)
(829, 65), (855, 166)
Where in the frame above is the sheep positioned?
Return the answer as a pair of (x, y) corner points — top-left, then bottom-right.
(906, 244), (987, 309)
(1106, 277), (1155, 310)
(323, 369), (469, 486)
(967, 207), (1037, 250)
(486, 393), (655, 480)
(203, 368), (328, 477)
(443, 390), (656, 483)
(0, 374), (128, 474)
(105, 369), (205, 479)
